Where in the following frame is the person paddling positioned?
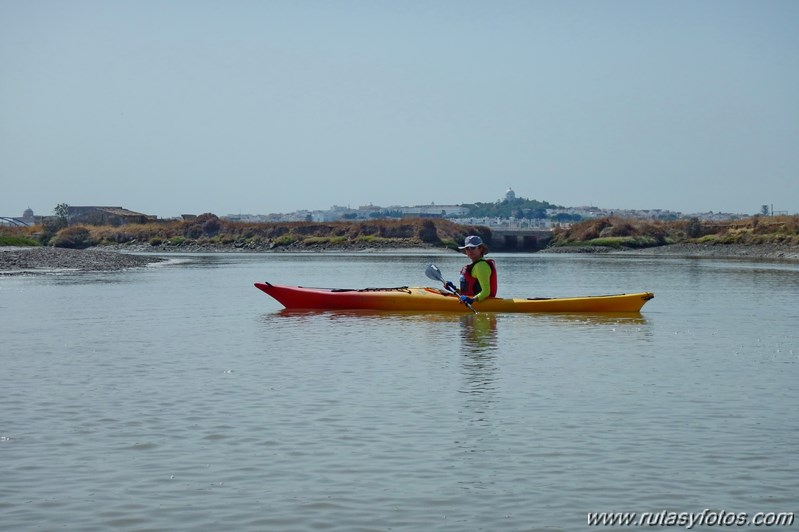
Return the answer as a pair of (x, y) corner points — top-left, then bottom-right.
(446, 235), (497, 307)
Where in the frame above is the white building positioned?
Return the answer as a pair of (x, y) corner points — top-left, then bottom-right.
(400, 204), (469, 217)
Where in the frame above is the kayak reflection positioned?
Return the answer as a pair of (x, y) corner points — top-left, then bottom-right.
(272, 308), (647, 327)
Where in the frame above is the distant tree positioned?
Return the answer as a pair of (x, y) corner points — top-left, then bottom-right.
(370, 210), (403, 219)
(761, 205), (770, 216)
(417, 220), (440, 244)
(551, 212), (583, 222)
(686, 217), (702, 238)
(39, 203), (70, 244)
(369, 211), (397, 219)
(202, 215), (222, 236)
(54, 203), (69, 222)
(463, 197), (560, 218)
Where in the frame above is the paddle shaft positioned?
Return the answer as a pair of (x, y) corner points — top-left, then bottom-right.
(425, 264), (477, 313)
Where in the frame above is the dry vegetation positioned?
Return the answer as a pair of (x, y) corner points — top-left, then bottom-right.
(0, 215), (490, 251)
(550, 215), (799, 249)
(4, 214), (798, 252)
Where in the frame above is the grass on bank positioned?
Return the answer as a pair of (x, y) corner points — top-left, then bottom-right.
(558, 236), (664, 249)
(302, 236), (349, 246)
(0, 235), (41, 247)
(0, 226), (42, 247)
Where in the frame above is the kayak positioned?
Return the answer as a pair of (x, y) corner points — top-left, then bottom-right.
(254, 282), (654, 313)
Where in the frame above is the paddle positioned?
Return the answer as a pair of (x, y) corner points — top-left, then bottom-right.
(425, 263), (477, 313)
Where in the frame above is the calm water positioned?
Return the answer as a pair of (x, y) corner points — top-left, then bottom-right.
(1, 252), (797, 531)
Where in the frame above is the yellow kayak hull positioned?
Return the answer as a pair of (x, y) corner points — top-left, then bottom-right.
(255, 283), (654, 313)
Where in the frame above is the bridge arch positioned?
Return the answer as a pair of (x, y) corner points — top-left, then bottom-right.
(0, 217), (29, 227)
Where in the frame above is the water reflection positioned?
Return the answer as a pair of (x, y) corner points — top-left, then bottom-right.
(536, 312), (649, 327)
(456, 313), (499, 480)
(460, 313), (499, 354)
(273, 307), (647, 324)
(266, 309), (649, 340)
(459, 313), (499, 401)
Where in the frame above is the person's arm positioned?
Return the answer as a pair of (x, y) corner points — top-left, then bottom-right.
(471, 261), (493, 301)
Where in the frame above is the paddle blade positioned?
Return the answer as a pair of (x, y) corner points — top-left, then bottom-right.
(425, 264), (445, 283)
(425, 263), (476, 312)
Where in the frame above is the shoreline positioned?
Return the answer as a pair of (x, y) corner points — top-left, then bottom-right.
(2, 242), (798, 275)
(613, 242), (799, 261)
(539, 242), (799, 261)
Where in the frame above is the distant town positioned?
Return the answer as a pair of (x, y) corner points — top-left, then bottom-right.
(0, 187), (783, 228)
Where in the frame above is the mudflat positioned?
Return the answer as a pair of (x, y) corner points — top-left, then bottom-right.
(0, 247), (166, 275)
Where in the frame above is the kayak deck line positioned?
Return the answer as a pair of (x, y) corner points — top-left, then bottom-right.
(258, 282), (413, 294)
(524, 293), (655, 301)
(255, 282), (655, 313)
(329, 287), (412, 293)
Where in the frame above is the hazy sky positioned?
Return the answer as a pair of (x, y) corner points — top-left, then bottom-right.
(2, 0), (797, 219)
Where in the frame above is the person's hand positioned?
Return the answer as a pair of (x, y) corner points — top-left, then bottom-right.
(444, 281), (456, 292)
(459, 295), (475, 305)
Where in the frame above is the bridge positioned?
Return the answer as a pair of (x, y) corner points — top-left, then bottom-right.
(487, 227), (554, 251)
(0, 217), (29, 227)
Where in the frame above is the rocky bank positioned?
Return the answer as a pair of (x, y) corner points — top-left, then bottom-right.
(540, 243), (799, 260)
